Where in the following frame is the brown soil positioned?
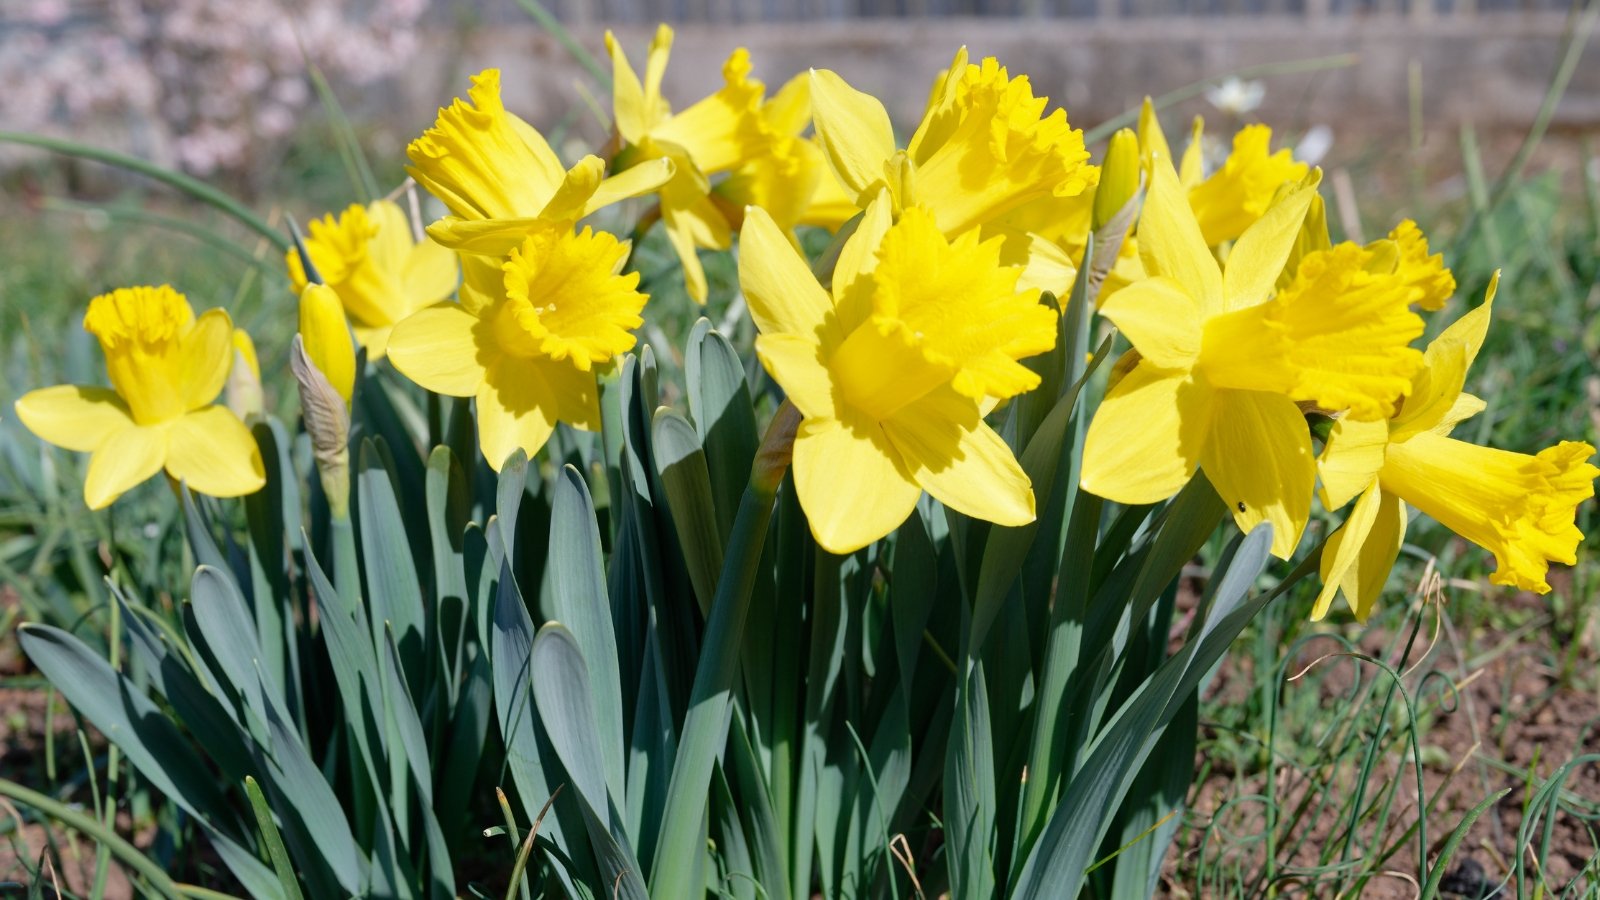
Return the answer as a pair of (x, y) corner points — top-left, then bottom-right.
(1163, 576), (1600, 898)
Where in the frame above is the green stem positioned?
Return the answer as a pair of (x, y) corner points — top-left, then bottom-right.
(0, 131), (288, 251)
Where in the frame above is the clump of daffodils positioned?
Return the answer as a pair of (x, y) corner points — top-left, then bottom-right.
(14, 36), (1595, 623)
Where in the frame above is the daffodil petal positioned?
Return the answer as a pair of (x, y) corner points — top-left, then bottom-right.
(181, 309), (235, 410)
(85, 424), (168, 510)
(1139, 157), (1223, 316)
(165, 406), (266, 499)
(809, 68), (896, 204)
(739, 205), (834, 340)
(402, 240), (461, 314)
(1081, 363), (1212, 505)
(792, 415), (921, 555)
(299, 284), (357, 405)
(1097, 276), (1201, 369)
(14, 386), (134, 452)
(1221, 171), (1321, 311)
(1433, 392), (1486, 437)
(583, 157), (676, 219)
(886, 391), (1034, 527)
(1314, 483), (1405, 621)
(1317, 415), (1388, 510)
(475, 357), (598, 471)
(755, 333), (835, 420)
(387, 305), (487, 397)
(1200, 390), (1314, 559)
(830, 188), (892, 333)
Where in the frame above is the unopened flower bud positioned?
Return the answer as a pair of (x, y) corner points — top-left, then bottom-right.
(298, 284), (356, 405)
(1093, 128), (1139, 232)
(290, 335), (351, 519)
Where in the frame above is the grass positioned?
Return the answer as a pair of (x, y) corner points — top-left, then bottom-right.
(1, 77), (1598, 898)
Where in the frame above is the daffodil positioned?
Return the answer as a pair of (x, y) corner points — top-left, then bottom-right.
(606, 25), (776, 302)
(286, 201), (458, 359)
(1080, 160), (1428, 559)
(739, 194), (1056, 554)
(385, 223), (645, 470)
(1315, 274), (1599, 619)
(809, 49), (1096, 296)
(406, 68), (673, 254)
(14, 286), (265, 509)
(711, 72), (859, 240)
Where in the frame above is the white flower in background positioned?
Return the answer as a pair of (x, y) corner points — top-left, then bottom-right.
(1205, 77), (1266, 116)
(1295, 124), (1334, 167)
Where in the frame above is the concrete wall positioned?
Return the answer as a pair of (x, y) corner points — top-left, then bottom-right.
(403, 14), (1596, 145)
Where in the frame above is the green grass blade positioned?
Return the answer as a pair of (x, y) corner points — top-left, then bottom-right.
(0, 777), (185, 900)
(0, 131), (288, 250)
(1420, 789), (1511, 900)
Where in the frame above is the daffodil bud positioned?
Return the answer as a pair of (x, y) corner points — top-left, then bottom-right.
(1093, 128), (1139, 232)
(290, 335), (351, 520)
(226, 328), (264, 421)
(298, 283), (356, 405)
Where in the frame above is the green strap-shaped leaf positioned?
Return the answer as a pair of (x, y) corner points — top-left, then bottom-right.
(685, 319), (758, 541)
(650, 409), (723, 616)
(1012, 525), (1276, 899)
(531, 624), (647, 900)
(548, 466), (628, 808)
(357, 439), (427, 689)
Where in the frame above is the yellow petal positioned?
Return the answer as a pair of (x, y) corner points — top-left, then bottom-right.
(792, 414), (922, 555)
(1137, 97), (1170, 169)
(1382, 433), (1598, 594)
(830, 188), (893, 334)
(475, 355), (599, 471)
(583, 157), (676, 219)
(1313, 484), (1379, 620)
(14, 386), (134, 452)
(165, 406), (266, 499)
(180, 309), (234, 411)
(426, 216), (544, 256)
(738, 205), (835, 341)
(1178, 116), (1205, 187)
(1317, 415), (1388, 510)
(1097, 276), (1201, 369)
(1081, 364), (1212, 505)
(1433, 392), (1486, 437)
(537, 155), (608, 224)
(387, 304), (487, 397)
(885, 387), (1034, 526)
(1391, 272), (1498, 440)
(84, 285), (206, 425)
(299, 284), (357, 404)
(1314, 484), (1406, 622)
(1220, 170), (1321, 311)
(809, 68), (896, 204)
(762, 71), (813, 136)
(1138, 158), (1223, 317)
(85, 424), (168, 510)
(231, 329), (260, 380)
(402, 240), (461, 316)
(754, 333), (835, 420)
(1200, 390), (1314, 560)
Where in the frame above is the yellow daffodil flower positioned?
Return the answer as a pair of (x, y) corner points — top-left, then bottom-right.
(739, 194), (1056, 554)
(298, 284), (357, 405)
(385, 223), (645, 470)
(711, 72), (858, 240)
(606, 25), (776, 302)
(809, 49), (1096, 296)
(407, 68), (673, 255)
(14, 286), (265, 509)
(286, 201), (458, 359)
(1080, 160), (1428, 559)
(226, 328), (264, 420)
(1315, 273), (1599, 619)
